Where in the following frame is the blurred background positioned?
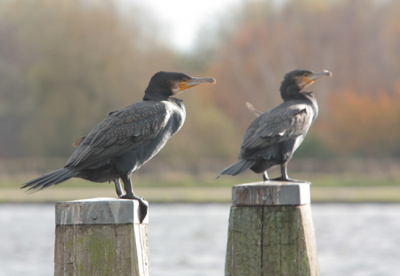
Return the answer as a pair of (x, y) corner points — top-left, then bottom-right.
(1, 0), (400, 275)
(1, 0), (400, 201)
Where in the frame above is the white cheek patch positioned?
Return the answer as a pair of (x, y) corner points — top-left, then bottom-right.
(293, 76), (304, 86)
(172, 87), (180, 94)
(171, 81), (181, 95)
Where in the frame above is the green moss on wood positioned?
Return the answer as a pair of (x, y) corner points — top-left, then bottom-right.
(225, 206), (263, 276)
(55, 224), (149, 276)
(225, 204), (319, 276)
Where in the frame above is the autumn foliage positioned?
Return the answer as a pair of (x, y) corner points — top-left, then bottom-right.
(203, 0), (400, 157)
(1, 0), (400, 161)
(325, 86), (400, 156)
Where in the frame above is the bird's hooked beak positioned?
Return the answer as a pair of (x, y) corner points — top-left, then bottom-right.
(303, 70), (332, 86)
(178, 77), (216, 92)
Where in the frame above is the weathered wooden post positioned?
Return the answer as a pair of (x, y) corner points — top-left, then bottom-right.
(225, 182), (319, 276)
(54, 198), (150, 276)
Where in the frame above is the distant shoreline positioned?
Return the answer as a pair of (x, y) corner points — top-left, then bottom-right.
(2, 186), (400, 203)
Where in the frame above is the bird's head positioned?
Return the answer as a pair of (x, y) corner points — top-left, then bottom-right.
(280, 69), (332, 101)
(144, 71), (216, 101)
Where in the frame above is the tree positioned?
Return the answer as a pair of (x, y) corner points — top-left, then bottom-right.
(199, 0), (400, 157)
(0, 0), (176, 157)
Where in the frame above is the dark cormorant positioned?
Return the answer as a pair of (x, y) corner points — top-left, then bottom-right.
(217, 69), (331, 182)
(22, 71), (216, 222)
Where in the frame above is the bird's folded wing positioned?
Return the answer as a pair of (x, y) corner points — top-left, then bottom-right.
(240, 104), (313, 152)
(65, 101), (171, 169)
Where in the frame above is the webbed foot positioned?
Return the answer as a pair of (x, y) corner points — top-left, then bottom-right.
(271, 176), (307, 183)
(273, 164), (308, 183)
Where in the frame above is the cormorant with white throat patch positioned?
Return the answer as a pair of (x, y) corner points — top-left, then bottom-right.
(217, 69), (331, 182)
(22, 72), (216, 222)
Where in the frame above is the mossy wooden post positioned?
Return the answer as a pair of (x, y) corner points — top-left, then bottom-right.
(225, 182), (319, 276)
(54, 198), (150, 276)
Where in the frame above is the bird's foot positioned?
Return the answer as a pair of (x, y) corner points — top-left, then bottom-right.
(271, 177), (307, 183)
(119, 194), (148, 223)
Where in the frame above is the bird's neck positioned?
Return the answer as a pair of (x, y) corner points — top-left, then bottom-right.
(143, 87), (172, 101)
(167, 97), (185, 109)
(303, 92), (319, 118)
(281, 86), (319, 118)
(142, 94), (184, 109)
(280, 85), (304, 101)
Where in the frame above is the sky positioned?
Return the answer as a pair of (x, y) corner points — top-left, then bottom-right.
(128, 0), (243, 52)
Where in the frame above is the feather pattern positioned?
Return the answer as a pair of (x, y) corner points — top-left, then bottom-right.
(240, 102), (314, 159)
(66, 101), (171, 170)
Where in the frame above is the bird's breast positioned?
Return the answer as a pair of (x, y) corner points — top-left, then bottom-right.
(165, 100), (186, 135)
(119, 101), (186, 174)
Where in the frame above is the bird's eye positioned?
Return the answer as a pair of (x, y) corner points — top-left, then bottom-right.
(304, 73), (308, 77)
(182, 78), (187, 82)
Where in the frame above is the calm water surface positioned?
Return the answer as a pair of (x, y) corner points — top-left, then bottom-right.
(0, 203), (399, 276)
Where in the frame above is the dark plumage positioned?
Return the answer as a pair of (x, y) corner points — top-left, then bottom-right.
(217, 69), (331, 182)
(22, 71), (215, 222)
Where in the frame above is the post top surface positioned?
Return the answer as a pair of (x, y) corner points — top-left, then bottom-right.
(232, 181), (311, 206)
(63, 197), (124, 203)
(235, 181), (311, 187)
(56, 197), (148, 225)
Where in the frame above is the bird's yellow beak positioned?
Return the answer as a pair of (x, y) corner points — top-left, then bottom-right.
(304, 70), (332, 85)
(178, 77), (216, 91)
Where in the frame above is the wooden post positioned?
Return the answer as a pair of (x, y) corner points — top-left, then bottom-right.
(225, 182), (319, 276)
(54, 198), (150, 276)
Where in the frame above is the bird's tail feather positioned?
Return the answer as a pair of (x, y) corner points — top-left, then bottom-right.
(22, 168), (78, 192)
(216, 159), (256, 179)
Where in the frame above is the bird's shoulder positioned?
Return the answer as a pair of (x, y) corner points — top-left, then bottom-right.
(241, 102), (313, 151)
(94, 101), (172, 144)
(108, 101), (170, 121)
(256, 102), (312, 132)
(65, 101), (172, 168)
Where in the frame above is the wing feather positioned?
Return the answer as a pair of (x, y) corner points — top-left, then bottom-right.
(240, 103), (313, 157)
(66, 101), (171, 169)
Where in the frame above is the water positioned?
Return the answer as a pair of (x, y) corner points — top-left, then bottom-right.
(0, 203), (399, 276)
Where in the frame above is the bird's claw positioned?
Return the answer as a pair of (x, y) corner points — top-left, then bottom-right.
(137, 199), (148, 223)
(118, 194), (148, 223)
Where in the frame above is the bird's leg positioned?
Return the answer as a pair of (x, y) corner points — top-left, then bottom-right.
(113, 179), (125, 198)
(272, 164), (305, 183)
(281, 164), (290, 181)
(263, 171), (270, 182)
(120, 175), (148, 223)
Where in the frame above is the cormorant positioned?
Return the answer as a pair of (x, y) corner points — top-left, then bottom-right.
(22, 71), (216, 222)
(217, 69), (331, 182)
